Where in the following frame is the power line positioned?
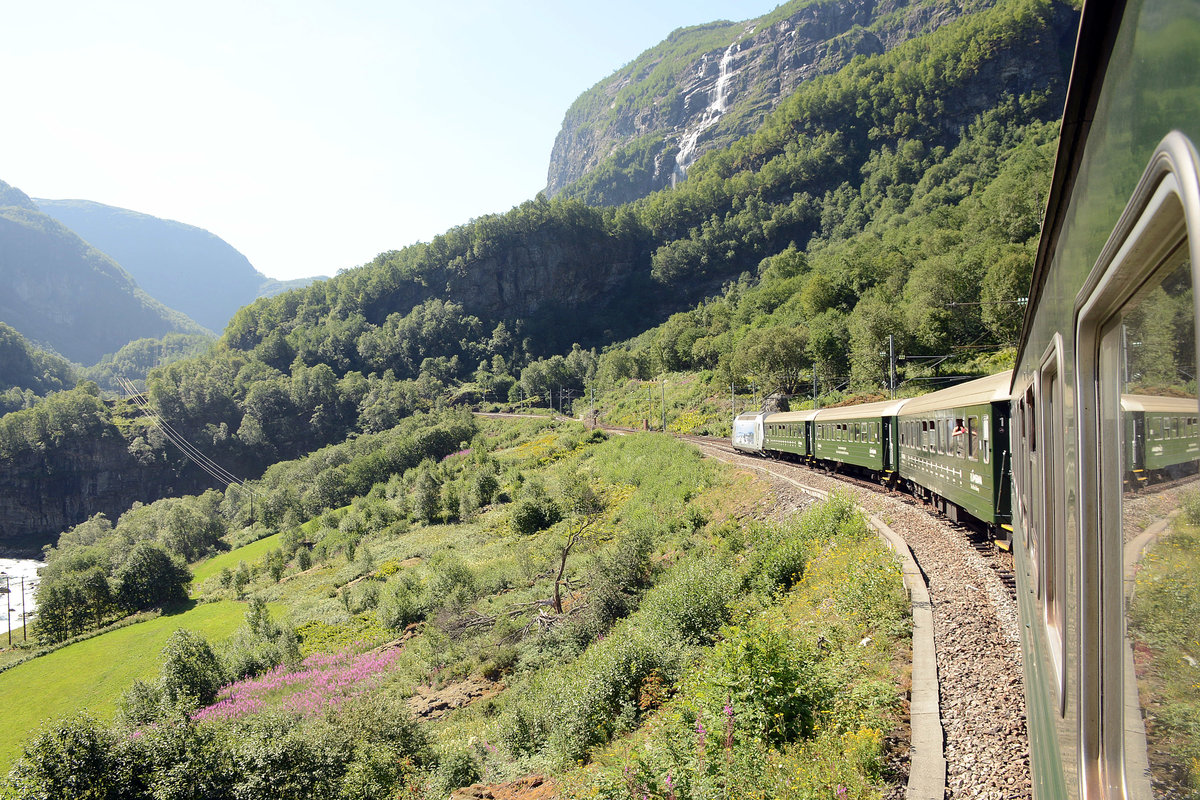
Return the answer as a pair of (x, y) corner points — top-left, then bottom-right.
(117, 377), (256, 496)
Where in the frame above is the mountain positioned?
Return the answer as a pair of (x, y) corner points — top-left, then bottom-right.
(35, 199), (324, 334)
(546, 0), (1009, 205)
(0, 322), (76, 414)
(0, 0), (1076, 552)
(0, 180), (209, 365)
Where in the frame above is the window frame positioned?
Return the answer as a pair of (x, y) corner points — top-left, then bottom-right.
(1073, 132), (1200, 799)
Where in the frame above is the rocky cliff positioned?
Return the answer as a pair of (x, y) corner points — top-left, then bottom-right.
(0, 421), (204, 556)
(546, 0), (998, 205)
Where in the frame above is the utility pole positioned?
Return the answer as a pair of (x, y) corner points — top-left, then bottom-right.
(647, 384), (654, 430)
(660, 377), (667, 432)
(731, 382), (736, 420)
(20, 577), (27, 642)
(889, 335), (896, 399)
(813, 371), (818, 409)
(1, 573), (10, 648)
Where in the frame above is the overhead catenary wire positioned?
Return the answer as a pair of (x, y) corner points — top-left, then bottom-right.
(116, 377), (256, 496)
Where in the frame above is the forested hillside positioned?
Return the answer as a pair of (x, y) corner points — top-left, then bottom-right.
(0, 0), (1074, 550)
(0, 323), (76, 414)
(0, 180), (209, 364)
(545, 0), (1055, 206)
(37, 199), (324, 333)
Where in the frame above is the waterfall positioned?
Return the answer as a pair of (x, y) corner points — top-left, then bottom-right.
(672, 32), (746, 185)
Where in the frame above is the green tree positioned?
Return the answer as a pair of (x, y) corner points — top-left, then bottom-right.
(159, 629), (226, 708)
(115, 543), (191, 612)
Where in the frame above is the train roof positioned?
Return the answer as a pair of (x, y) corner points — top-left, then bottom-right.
(1121, 393), (1200, 413)
(812, 397), (909, 422)
(898, 371), (1013, 416)
(1014, 1), (1122, 371)
(764, 408), (821, 423)
(734, 411), (767, 422)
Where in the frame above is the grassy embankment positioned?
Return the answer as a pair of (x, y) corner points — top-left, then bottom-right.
(2, 417), (913, 798)
(1128, 494), (1200, 797)
(0, 599), (245, 769)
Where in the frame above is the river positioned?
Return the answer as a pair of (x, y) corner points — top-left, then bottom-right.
(0, 558), (43, 636)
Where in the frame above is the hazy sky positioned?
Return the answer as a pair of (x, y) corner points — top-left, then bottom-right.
(2, 1), (782, 281)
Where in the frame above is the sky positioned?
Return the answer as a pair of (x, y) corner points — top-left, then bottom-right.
(1, 1), (783, 281)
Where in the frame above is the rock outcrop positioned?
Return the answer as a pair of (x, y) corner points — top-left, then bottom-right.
(0, 429), (202, 556)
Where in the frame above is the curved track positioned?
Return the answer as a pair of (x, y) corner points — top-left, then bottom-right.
(681, 434), (1031, 800)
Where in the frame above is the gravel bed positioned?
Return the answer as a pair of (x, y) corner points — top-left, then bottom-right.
(692, 441), (1031, 800)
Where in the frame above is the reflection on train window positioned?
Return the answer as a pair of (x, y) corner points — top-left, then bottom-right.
(1100, 250), (1198, 799)
(968, 416), (980, 460)
(982, 415), (990, 464)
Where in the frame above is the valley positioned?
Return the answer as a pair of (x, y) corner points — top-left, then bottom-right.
(0, 0), (1090, 797)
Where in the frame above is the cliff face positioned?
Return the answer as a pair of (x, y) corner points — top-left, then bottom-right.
(546, 0), (997, 204)
(0, 432), (203, 556)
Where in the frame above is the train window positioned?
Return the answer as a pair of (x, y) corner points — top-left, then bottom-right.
(1039, 338), (1067, 706)
(982, 415), (990, 464)
(1075, 136), (1200, 799)
(967, 416), (980, 460)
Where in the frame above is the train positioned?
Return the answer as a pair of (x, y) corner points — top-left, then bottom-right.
(733, 371), (1015, 537)
(734, 2), (1200, 796)
(733, 373), (1197, 542)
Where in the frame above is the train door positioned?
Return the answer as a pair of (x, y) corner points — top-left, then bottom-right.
(882, 418), (892, 469)
(1075, 134), (1200, 799)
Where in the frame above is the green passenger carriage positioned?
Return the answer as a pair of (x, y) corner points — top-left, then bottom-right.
(897, 371), (1013, 533)
(761, 409), (819, 458)
(1122, 394), (1200, 483)
(811, 399), (906, 478)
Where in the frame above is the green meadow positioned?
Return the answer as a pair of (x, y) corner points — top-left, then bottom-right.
(0, 599), (245, 770)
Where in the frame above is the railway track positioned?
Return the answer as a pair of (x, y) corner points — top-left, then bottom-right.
(677, 432), (1031, 800)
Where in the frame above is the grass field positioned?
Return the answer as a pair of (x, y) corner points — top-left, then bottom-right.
(191, 532), (282, 587)
(0, 599), (246, 771)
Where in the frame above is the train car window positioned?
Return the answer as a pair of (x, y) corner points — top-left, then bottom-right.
(1039, 339), (1067, 706)
(967, 416), (980, 460)
(1075, 136), (1200, 799)
(982, 415), (991, 465)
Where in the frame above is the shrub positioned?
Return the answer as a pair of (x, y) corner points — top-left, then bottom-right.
(376, 575), (427, 631)
(159, 629), (226, 708)
(509, 492), (562, 535)
(1183, 490), (1200, 526)
(587, 528), (654, 633)
(498, 553), (739, 765)
(7, 713), (126, 799)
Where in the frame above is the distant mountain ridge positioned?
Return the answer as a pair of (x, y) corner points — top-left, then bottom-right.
(547, 0), (1000, 205)
(35, 199), (324, 334)
(0, 179), (209, 364)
